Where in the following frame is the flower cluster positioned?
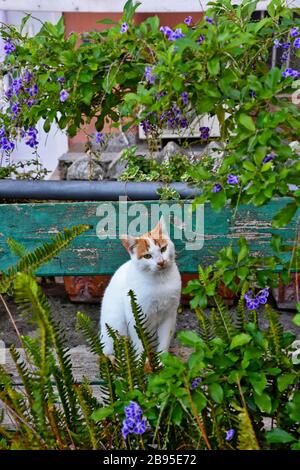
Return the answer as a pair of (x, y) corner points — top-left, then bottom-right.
(181, 91), (188, 106)
(24, 127), (39, 148)
(199, 126), (210, 140)
(145, 66), (156, 84)
(244, 288), (269, 310)
(282, 67), (300, 79)
(294, 37), (300, 49)
(0, 126), (15, 151)
(190, 377), (202, 389)
(160, 26), (185, 41)
(160, 103), (188, 129)
(291, 27), (299, 37)
(122, 402), (147, 440)
(4, 39), (15, 56)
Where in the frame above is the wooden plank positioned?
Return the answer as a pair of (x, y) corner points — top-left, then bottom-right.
(0, 199), (298, 276)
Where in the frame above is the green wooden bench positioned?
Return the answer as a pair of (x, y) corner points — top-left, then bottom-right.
(0, 198), (297, 277)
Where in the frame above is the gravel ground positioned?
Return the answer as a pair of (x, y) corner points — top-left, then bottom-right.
(0, 283), (299, 349)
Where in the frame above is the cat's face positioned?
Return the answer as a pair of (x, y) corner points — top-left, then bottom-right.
(121, 219), (175, 273)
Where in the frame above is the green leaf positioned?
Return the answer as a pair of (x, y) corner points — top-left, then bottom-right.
(238, 113), (256, 132)
(230, 334), (251, 350)
(208, 382), (224, 404)
(277, 373), (296, 392)
(172, 403), (183, 425)
(254, 392), (272, 413)
(192, 390), (207, 412)
(272, 202), (297, 229)
(266, 428), (296, 444)
(43, 119), (51, 133)
(96, 18), (119, 24)
(293, 314), (300, 327)
(207, 57), (220, 76)
(91, 406), (114, 421)
(177, 330), (204, 348)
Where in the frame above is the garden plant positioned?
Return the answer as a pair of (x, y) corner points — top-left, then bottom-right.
(0, 0), (300, 450)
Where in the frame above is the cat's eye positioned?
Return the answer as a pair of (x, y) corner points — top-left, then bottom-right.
(161, 246), (167, 253)
(143, 253), (152, 259)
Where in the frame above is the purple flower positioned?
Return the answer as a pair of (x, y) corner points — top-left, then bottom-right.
(227, 174), (239, 185)
(0, 126), (6, 138)
(122, 401), (147, 440)
(0, 137), (15, 151)
(160, 26), (185, 41)
(4, 39), (15, 56)
(184, 16), (193, 26)
(274, 39), (281, 48)
(281, 42), (291, 49)
(262, 152), (276, 164)
(95, 131), (104, 144)
(249, 90), (256, 98)
(197, 34), (205, 45)
(190, 377), (202, 390)
(294, 37), (300, 49)
(282, 67), (300, 78)
(212, 183), (222, 193)
(23, 69), (32, 83)
(199, 126), (210, 140)
(11, 102), (20, 117)
(24, 127), (39, 148)
(181, 92), (188, 105)
(12, 79), (22, 96)
(27, 99), (36, 108)
(281, 51), (289, 62)
(205, 16), (214, 24)
(180, 117), (188, 128)
(291, 27), (299, 38)
(120, 22), (128, 34)
(225, 429), (235, 441)
(28, 84), (38, 97)
(60, 89), (69, 102)
(145, 66), (156, 84)
(57, 76), (65, 84)
(244, 288), (269, 310)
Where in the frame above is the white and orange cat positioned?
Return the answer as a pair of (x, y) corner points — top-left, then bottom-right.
(100, 218), (181, 358)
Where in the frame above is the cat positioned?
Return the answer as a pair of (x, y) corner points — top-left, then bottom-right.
(99, 218), (181, 359)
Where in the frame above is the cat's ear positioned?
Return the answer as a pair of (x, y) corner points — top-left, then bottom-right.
(121, 235), (137, 253)
(152, 216), (169, 239)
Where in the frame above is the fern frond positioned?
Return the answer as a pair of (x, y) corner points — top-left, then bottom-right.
(195, 307), (214, 343)
(76, 312), (104, 356)
(99, 354), (116, 405)
(265, 304), (284, 361)
(74, 380), (101, 450)
(211, 296), (236, 343)
(6, 237), (26, 258)
(128, 290), (160, 371)
(236, 406), (260, 450)
(115, 335), (142, 391)
(236, 284), (248, 332)
(0, 224), (90, 293)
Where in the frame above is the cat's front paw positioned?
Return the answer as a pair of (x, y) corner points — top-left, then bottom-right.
(107, 354), (116, 366)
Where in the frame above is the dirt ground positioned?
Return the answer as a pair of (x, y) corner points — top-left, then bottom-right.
(0, 282), (299, 349)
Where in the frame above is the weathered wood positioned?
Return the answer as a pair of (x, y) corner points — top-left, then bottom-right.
(0, 199), (298, 276)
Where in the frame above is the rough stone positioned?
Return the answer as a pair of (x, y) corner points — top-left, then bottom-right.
(102, 131), (138, 153)
(66, 155), (105, 181)
(105, 151), (127, 180)
(157, 141), (183, 163)
(201, 140), (224, 171)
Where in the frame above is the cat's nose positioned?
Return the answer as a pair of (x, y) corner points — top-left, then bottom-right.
(157, 260), (165, 268)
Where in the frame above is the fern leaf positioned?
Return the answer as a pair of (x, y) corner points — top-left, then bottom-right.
(211, 296), (236, 343)
(265, 304), (284, 361)
(236, 406), (260, 450)
(76, 312), (104, 356)
(128, 290), (160, 371)
(195, 307), (213, 343)
(0, 224), (90, 293)
(6, 237), (26, 258)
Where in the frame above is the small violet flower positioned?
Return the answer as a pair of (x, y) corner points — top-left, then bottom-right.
(184, 16), (193, 26)
(244, 288), (269, 310)
(225, 429), (235, 441)
(291, 27), (299, 38)
(282, 67), (300, 78)
(57, 76), (65, 84)
(95, 131), (104, 144)
(4, 39), (15, 56)
(205, 16), (214, 24)
(190, 377), (202, 390)
(274, 39), (281, 48)
(212, 183), (222, 193)
(197, 34), (205, 45)
(281, 41), (291, 49)
(227, 174), (239, 185)
(120, 22), (128, 34)
(262, 152), (276, 164)
(294, 37), (300, 49)
(199, 126), (210, 140)
(122, 401), (148, 440)
(249, 90), (256, 98)
(145, 66), (156, 84)
(181, 91), (188, 105)
(60, 89), (69, 102)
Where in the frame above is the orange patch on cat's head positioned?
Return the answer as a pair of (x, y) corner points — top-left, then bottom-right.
(121, 235), (150, 259)
(148, 220), (168, 248)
